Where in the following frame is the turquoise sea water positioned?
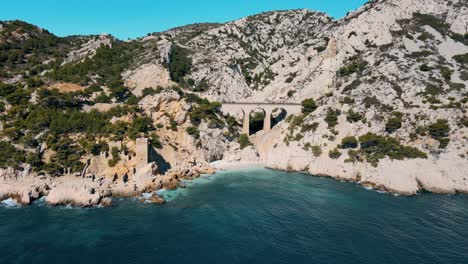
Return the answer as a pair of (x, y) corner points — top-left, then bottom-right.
(1, 168), (468, 264)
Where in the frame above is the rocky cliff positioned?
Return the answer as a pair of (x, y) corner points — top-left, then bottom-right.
(0, 0), (467, 205)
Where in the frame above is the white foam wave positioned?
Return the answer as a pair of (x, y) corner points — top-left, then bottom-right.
(1, 198), (21, 208)
(156, 173), (221, 202)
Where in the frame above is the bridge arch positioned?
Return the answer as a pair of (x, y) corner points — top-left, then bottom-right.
(271, 107), (288, 128)
(221, 102), (302, 136)
(249, 107), (267, 135)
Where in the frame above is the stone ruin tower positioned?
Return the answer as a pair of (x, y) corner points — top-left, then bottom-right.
(135, 137), (150, 169)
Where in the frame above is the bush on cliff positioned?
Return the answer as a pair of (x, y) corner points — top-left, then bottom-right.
(128, 116), (153, 140)
(189, 99), (222, 126)
(49, 138), (85, 174)
(0, 141), (26, 169)
(325, 108), (340, 128)
(169, 44), (192, 84)
(187, 126), (200, 139)
(329, 148), (342, 159)
(385, 112), (403, 133)
(338, 57), (368, 76)
(428, 119), (450, 139)
(346, 110), (363, 123)
(358, 133), (427, 167)
(427, 119), (451, 149)
(340, 136), (358, 149)
(301, 98), (317, 114)
(238, 134), (252, 149)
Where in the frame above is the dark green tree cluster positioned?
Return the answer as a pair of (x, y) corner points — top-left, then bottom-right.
(238, 134), (252, 149)
(188, 96), (223, 127)
(325, 108), (340, 128)
(338, 57), (368, 76)
(0, 141), (26, 169)
(385, 112), (404, 133)
(346, 110), (363, 123)
(328, 148), (342, 159)
(340, 136), (358, 149)
(169, 44), (192, 84)
(428, 119), (451, 149)
(358, 133), (428, 166)
(48, 42), (140, 87)
(301, 98), (317, 114)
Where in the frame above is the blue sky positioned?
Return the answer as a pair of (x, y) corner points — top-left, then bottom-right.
(0, 0), (367, 40)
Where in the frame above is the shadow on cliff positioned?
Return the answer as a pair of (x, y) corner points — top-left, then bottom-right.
(149, 147), (171, 175)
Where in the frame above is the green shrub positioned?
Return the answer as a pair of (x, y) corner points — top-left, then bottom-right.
(329, 148), (342, 159)
(0, 82), (17, 97)
(325, 108), (340, 127)
(85, 141), (109, 155)
(419, 64), (431, 72)
(338, 58), (368, 76)
(453, 53), (468, 64)
(363, 96), (380, 108)
(238, 134), (252, 149)
(423, 84), (443, 96)
(95, 92), (111, 103)
(437, 138), (450, 149)
(460, 71), (468, 81)
(413, 13), (449, 34)
(301, 122), (319, 133)
(142, 87), (163, 97)
(49, 138), (85, 174)
(461, 117), (468, 128)
(385, 114), (403, 133)
(301, 98), (317, 114)
(128, 116), (153, 140)
(194, 79), (209, 92)
(311, 146), (322, 157)
(341, 136), (358, 149)
(108, 147), (120, 167)
(358, 133), (427, 166)
(0, 141), (26, 169)
(26, 77), (43, 88)
(5, 89), (31, 105)
(150, 133), (163, 149)
(440, 67), (453, 81)
(189, 99), (222, 126)
(347, 110), (363, 123)
(342, 79), (362, 93)
(169, 44), (192, 84)
(186, 126), (200, 139)
(48, 42), (138, 86)
(428, 119), (450, 139)
(345, 149), (362, 163)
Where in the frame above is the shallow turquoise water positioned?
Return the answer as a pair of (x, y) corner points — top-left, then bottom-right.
(1, 168), (468, 264)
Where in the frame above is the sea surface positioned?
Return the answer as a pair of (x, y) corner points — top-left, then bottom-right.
(1, 168), (468, 264)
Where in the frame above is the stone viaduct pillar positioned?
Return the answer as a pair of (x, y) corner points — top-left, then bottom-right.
(263, 109), (272, 133)
(242, 111), (250, 135)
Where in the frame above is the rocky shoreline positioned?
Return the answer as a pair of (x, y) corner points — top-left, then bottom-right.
(0, 163), (215, 207)
(2, 157), (468, 208)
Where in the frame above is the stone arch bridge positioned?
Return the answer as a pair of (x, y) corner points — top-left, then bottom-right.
(221, 102), (302, 135)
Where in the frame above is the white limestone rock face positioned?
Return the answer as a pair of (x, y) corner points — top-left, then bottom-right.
(63, 34), (113, 64)
(123, 63), (176, 96)
(1, 0), (468, 200)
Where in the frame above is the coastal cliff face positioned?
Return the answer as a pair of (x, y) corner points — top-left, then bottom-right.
(0, 0), (467, 205)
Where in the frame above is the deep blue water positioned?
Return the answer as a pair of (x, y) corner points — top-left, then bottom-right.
(1, 168), (468, 264)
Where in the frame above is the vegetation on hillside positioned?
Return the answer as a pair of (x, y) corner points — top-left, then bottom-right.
(169, 44), (192, 84)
